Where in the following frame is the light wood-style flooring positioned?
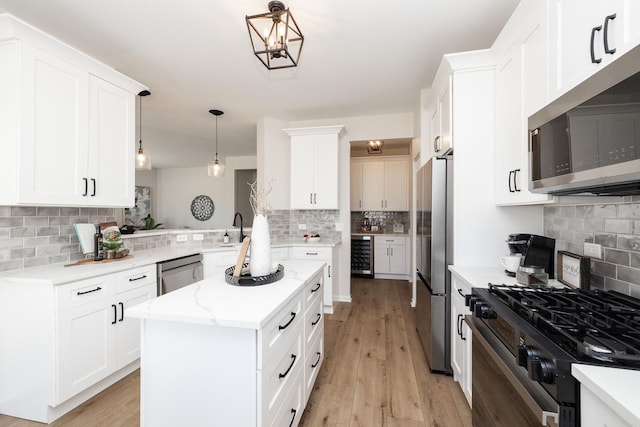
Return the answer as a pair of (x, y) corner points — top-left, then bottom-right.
(0, 278), (470, 427)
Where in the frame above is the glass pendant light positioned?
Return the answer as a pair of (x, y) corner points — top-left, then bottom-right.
(207, 109), (226, 177)
(135, 90), (152, 170)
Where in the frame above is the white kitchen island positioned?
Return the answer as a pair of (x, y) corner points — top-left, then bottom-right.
(126, 260), (326, 427)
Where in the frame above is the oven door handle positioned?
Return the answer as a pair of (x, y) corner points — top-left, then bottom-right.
(468, 317), (559, 427)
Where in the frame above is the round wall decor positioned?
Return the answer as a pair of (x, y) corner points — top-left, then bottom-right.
(190, 195), (215, 221)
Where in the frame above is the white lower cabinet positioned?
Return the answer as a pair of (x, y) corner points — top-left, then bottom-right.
(374, 236), (409, 278)
(451, 275), (472, 406)
(289, 246), (336, 313)
(0, 264), (156, 423)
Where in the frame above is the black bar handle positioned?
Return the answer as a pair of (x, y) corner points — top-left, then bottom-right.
(111, 304), (117, 324)
(514, 169), (521, 192)
(311, 351), (321, 368)
(288, 408), (297, 427)
(457, 288), (466, 298)
(82, 177), (88, 196)
(328, 265), (331, 278)
(509, 170), (515, 193)
(311, 283), (321, 293)
(309, 193), (313, 204)
(457, 313), (462, 337)
(306, 252), (318, 256)
(278, 354), (297, 379)
(604, 14), (617, 54)
(77, 286), (102, 295)
(311, 313), (321, 326)
(129, 275), (147, 282)
(459, 314), (466, 341)
(118, 302), (124, 322)
(278, 312), (297, 330)
(591, 25), (603, 63)
(91, 178), (96, 196)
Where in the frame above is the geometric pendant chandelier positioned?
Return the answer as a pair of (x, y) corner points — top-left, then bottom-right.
(245, 1), (304, 70)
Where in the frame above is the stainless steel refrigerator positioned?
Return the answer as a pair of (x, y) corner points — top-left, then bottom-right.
(415, 154), (453, 375)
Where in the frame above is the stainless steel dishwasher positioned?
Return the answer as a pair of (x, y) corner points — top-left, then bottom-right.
(156, 253), (204, 295)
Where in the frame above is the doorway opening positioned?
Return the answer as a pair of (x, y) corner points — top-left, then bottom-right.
(235, 169), (257, 227)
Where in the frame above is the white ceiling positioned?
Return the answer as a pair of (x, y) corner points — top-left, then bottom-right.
(0, 0), (520, 168)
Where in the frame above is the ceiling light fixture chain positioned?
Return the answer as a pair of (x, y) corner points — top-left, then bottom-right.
(208, 109), (226, 178)
(135, 90), (152, 170)
(246, 1), (304, 70)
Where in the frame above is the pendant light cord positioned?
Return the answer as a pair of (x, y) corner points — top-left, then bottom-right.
(138, 95), (143, 151)
(215, 115), (218, 158)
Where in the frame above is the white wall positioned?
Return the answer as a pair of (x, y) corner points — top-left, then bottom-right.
(156, 156), (257, 229)
(259, 112), (415, 303)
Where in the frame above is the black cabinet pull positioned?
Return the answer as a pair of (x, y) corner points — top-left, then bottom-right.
(309, 193), (313, 204)
(604, 13), (617, 54)
(311, 313), (321, 326)
(311, 283), (321, 293)
(129, 275), (147, 282)
(590, 25), (603, 63)
(278, 312), (296, 330)
(313, 193), (317, 204)
(278, 354), (297, 379)
(118, 302), (124, 322)
(508, 170), (514, 193)
(91, 178), (96, 196)
(458, 314), (466, 341)
(311, 351), (321, 368)
(77, 286), (101, 295)
(457, 288), (466, 298)
(513, 168), (521, 192)
(288, 408), (297, 427)
(82, 177), (88, 196)
(111, 304), (117, 324)
(306, 252), (318, 256)
(328, 265), (331, 278)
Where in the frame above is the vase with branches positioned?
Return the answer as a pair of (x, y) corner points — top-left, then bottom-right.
(248, 180), (272, 276)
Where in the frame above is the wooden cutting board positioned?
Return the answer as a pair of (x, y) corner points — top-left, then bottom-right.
(64, 255), (133, 267)
(233, 236), (251, 277)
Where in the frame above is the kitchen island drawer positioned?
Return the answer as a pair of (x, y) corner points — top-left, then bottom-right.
(269, 370), (303, 427)
(258, 291), (303, 369)
(304, 325), (324, 402)
(304, 293), (323, 346)
(303, 271), (323, 308)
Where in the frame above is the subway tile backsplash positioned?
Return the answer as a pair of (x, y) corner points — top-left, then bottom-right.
(544, 200), (640, 297)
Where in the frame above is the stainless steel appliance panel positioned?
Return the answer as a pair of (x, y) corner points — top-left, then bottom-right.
(157, 253), (204, 295)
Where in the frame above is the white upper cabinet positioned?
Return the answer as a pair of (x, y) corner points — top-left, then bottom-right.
(423, 70), (452, 159)
(551, 0), (640, 98)
(493, 0), (554, 205)
(285, 125), (344, 210)
(352, 157), (409, 212)
(0, 14), (146, 207)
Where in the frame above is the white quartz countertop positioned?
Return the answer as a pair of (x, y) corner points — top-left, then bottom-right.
(126, 259), (325, 329)
(448, 265), (564, 289)
(572, 364), (640, 426)
(0, 239), (340, 286)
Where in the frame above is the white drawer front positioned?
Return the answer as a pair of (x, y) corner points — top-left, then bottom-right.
(56, 275), (114, 310)
(258, 292), (303, 369)
(261, 329), (303, 426)
(289, 246), (331, 260)
(114, 265), (157, 294)
(269, 370), (303, 427)
(303, 271), (323, 309)
(377, 236), (407, 245)
(304, 294), (323, 347)
(304, 326), (324, 402)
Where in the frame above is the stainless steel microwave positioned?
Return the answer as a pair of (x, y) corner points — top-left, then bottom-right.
(529, 46), (640, 196)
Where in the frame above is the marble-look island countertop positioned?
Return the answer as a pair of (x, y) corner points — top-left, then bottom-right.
(126, 259), (325, 329)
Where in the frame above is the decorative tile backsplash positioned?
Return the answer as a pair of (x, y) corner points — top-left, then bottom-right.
(350, 211), (410, 234)
(544, 198), (640, 297)
(0, 206), (338, 272)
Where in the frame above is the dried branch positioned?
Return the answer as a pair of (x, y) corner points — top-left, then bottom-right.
(249, 180), (272, 216)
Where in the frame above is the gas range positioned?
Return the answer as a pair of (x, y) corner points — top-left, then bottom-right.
(467, 283), (640, 427)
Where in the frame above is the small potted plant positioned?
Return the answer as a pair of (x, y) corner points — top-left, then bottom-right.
(102, 227), (122, 259)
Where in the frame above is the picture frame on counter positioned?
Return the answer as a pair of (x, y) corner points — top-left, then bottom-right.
(557, 250), (590, 290)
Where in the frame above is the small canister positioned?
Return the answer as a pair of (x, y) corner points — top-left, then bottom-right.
(223, 230), (230, 244)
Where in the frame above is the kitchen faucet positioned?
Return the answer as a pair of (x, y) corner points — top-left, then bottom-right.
(232, 212), (245, 243)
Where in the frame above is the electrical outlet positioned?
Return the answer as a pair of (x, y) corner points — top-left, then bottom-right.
(177, 234), (188, 242)
(193, 234), (204, 241)
(584, 242), (602, 259)
(335, 222), (344, 231)
(298, 224), (307, 230)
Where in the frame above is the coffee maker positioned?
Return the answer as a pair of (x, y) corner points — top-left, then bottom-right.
(506, 233), (556, 278)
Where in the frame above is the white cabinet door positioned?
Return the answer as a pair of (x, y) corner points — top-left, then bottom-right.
(116, 284), (156, 367)
(388, 243), (406, 274)
(451, 277), (472, 406)
(374, 241), (389, 274)
(18, 42), (89, 206)
(384, 160), (409, 211)
(436, 84), (452, 155)
(290, 135), (316, 209)
(350, 161), (363, 211)
(312, 134), (339, 209)
(88, 75), (135, 207)
(361, 161), (385, 211)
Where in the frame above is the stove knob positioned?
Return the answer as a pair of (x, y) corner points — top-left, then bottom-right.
(528, 357), (556, 384)
(464, 294), (476, 307)
(517, 345), (540, 368)
(474, 303), (496, 319)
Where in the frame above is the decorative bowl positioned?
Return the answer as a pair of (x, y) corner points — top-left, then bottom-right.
(306, 236), (321, 243)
